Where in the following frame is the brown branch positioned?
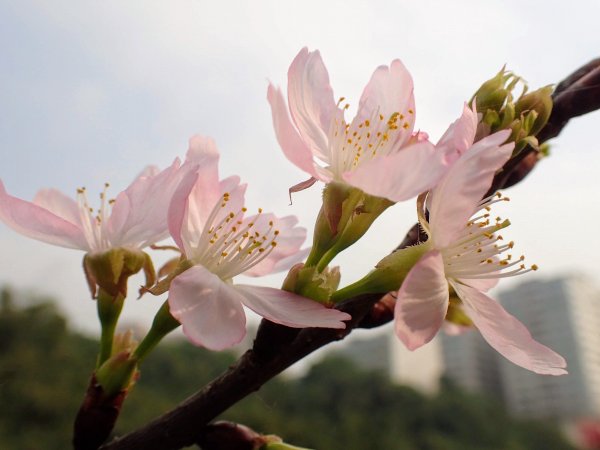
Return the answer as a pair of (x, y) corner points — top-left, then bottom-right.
(100, 57), (600, 450)
(101, 294), (379, 450)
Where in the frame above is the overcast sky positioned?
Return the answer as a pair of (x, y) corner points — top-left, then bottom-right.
(1, 0), (599, 337)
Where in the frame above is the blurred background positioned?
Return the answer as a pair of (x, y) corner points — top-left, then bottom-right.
(1, 0), (600, 448)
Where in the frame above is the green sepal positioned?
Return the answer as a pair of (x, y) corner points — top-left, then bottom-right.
(84, 247), (148, 298)
(293, 265), (341, 304)
(314, 192), (393, 272)
(95, 351), (138, 398)
(331, 242), (430, 303)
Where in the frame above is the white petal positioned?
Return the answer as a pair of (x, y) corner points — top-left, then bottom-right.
(33, 188), (82, 226)
(429, 130), (513, 248)
(394, 250), (449, 350)
(236, 284), (350, 329)
(436, 103), (478, 164)
(108, 158), (183, 248)
(244, 214), (307, 277)
(453, 281), (567, 375)
(169, 265), (247, 350)
(287, 47), (337, 155)
(0, 181), (87, 250)
(267, 84), (321, 179)
(343, 141), (447, 202)
(356, 59), (415, 147)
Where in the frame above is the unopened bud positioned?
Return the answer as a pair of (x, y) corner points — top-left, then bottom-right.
(472, 67), (515, 112)
(515, 85), (553, 136)
(95, 350), (138, 398)
(471, 68), (553, 156)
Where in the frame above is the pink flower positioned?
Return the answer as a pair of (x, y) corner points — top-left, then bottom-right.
(394, 125), (567, 375)
(167, 136), (351, 350)
(267, 47), (450, 202)
(0, 160), (185, 253)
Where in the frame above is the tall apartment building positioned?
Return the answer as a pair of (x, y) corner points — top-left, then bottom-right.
(497, 275), (600, 420)
(439, 329), (504, 399)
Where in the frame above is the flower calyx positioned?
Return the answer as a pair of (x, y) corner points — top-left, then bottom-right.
(83, 247), (156, 299)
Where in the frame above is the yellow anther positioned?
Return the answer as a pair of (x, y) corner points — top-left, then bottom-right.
(408, 109), (414, 114)
(531, 264), (539, 271)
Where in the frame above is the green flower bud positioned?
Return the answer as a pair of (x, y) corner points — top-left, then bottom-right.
(515, 85), (553, 136)
(95, 349), (138, 398)
(471, 68), (553, 157)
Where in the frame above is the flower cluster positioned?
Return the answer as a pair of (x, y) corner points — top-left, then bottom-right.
(0, 47), (565, 379)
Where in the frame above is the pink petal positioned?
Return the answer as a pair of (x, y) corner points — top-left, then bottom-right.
(356, 59), (415, 147)
(244, 214), (307, 277)
(267, 84), (321, 180)
(394, 250), (449, 350)
(342, 141), (448, 202)
(168, 169), (199, 255)
(453, 281), (567, 375)
(436, 103), (478, 165)
(185, 176), (247, 254)
(287, 48), (338, 155)
(236, 285), (350, 329)
(169, 265), (247, 350)
(0, 180), (87, 250)
(108, 158), (183, 248)
(33, 188), (82, 225)
(460, 277), (499, 292)
(183, 137), (237, 235)
(428, 130), (514, 248)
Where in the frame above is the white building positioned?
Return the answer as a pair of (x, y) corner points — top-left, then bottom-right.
(498, 275), (600, 420)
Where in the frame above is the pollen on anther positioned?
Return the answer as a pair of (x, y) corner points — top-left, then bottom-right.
(531, 264), (539, 271)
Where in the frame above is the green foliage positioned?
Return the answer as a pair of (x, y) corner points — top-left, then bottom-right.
(0, 289), (575, 450)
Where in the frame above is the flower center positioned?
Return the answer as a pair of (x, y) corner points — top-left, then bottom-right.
(329, 97), (414, 176)
(76, 183), (114, 252)
(191, 193), (280, 280)
(442, 192), (538, 281)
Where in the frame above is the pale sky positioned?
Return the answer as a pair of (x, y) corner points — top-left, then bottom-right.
(1, 0), (599, 337)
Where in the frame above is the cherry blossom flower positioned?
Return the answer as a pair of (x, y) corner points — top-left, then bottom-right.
(394, 128), (567, 375)
(167, 136), (351, 350)
(0, 160), (184, 253)
(267, 47), (450, 202)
